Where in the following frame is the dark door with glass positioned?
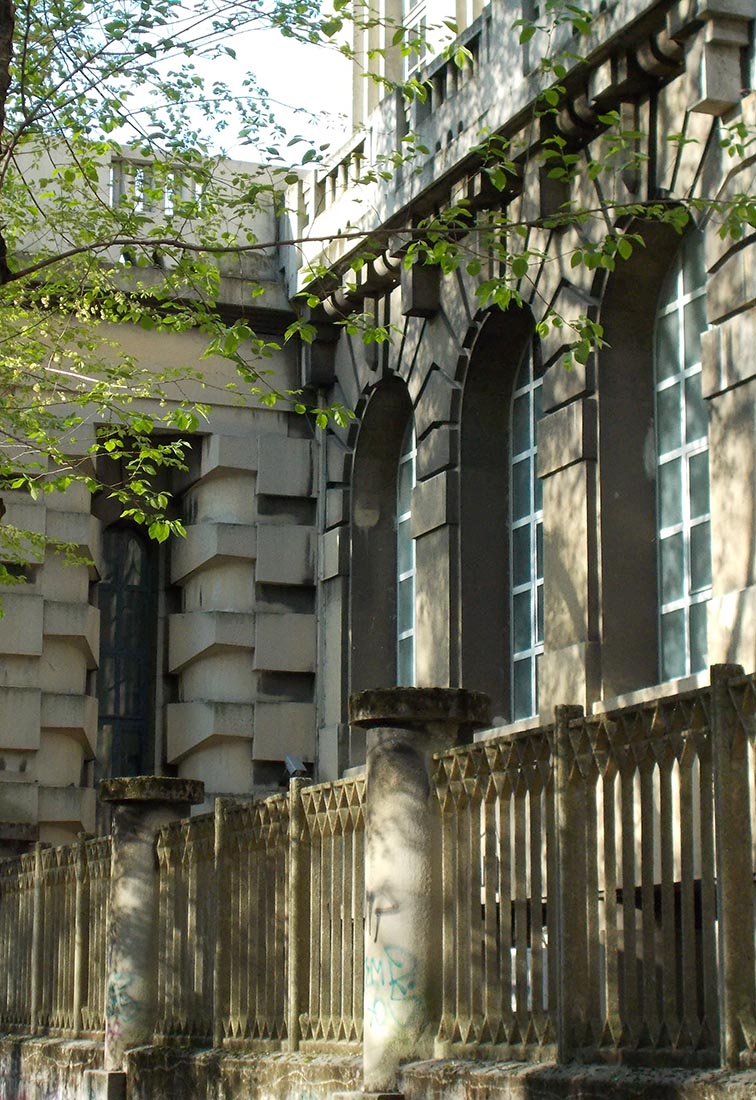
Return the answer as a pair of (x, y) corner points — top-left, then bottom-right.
(97, 526), (157, 777)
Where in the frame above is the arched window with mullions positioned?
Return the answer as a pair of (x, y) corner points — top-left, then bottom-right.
(654, 230), (711, 680)
(396, 420), (417, 686)
(510, 339), (545, 719)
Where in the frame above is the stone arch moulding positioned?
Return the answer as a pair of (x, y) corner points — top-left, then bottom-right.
(456, 305), (535, 721)
(349, 376), (415, 711)
(596, 216), (706, 699)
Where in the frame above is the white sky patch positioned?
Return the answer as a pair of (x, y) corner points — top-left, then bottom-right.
(190, 24), (353, 161)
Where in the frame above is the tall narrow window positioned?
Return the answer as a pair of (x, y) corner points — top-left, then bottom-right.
(511, 342), (544, 719)
(655, 231), (710, 680)
(97, 526), (157, 777)
(396, 421), (416, 686)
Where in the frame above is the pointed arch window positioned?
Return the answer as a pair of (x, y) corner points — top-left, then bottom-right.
(510, 340), (544, 719)
(396, 420), (417, 686)
(654, 231), (710, 680)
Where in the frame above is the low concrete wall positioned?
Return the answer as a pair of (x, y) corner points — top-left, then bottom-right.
(6, 1039), (756, 1100)
(126, 1049), (362, 1100)
(401, 1060), (756, 1100)
(0, 1037), (103, 1100)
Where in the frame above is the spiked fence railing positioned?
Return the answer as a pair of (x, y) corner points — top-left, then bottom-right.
(216, 794), (291, 1048)
(0, 851), (35, 1031)
(556, 693), (718, 1065)
(298, 775), (366, 1050)
(0, 835), (112, 1038)
(156, 813), (216, 1044)
(434, 726), (557, 1060)
(3, 670), (756, 1071)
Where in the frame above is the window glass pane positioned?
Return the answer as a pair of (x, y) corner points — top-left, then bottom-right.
(397, 636), (414, 687)
(658, 458), (683, 529)
(660, 532), (684, 603)
(690, 521), (712, 593)
(397, 518), (413, 575)
(510, 340), (542, 721)
(397, 460), (413, 515)
(655, 311), (678, 381)
(683, 231), (706, 295)
(512, 394), (529, 456)
(657, 382), (681, 453)
(513, 590), (532, 654)
(661, 609), (686, 681)
(512, 457), (531, 521)
(684, 296), (707, 369)
(689, 600), (708, 673)
(397, 575), (414, 634)
(689, 450), (710, 519)
(512, 525), (531, 587)
(655, 231), (710, 681)
(513, 657), (533, 720)
(684, 372), (707, 443)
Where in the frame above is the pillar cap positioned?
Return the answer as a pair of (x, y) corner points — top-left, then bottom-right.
(349, 687), (491, 730)
(99, 776), (205, 806)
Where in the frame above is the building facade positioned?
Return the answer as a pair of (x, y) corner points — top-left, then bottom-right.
(1, 0), (755, 850)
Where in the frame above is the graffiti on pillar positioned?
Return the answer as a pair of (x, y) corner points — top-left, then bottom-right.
(105, 969), (138, 1044)
(366, 884), (400, 941)
(365, 944), (422, 1026)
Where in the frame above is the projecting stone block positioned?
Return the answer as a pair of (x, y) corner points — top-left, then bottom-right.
(40, 692), (97, 756)
(200, 433), (259, 479)
(326, 487), (349, 529)
(416, 425), (457, 480)
(255, 524), (314, 585)
(166, 700), (255, 762)
(46, 510), (101, 563)
(37, 784), (96, 832)
(43, 601), (100, 667)
(708, 587), (756, 669)
(0, 593), (43, 656)
(320, 526), (349, 581)
(537, 398), (597, 478)
(252, 702), (316, 761)
(0, 779), (38, 823)
(170, 522), (256, 584)
(410, 470), (458, 539)
(257, 436), (314, 498)
(168, 611), (255, 673)
(702, 309), (756, 397)
(254, 613), (316, 672)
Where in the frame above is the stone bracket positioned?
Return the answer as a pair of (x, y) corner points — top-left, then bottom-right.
(668, 0), (753, 115)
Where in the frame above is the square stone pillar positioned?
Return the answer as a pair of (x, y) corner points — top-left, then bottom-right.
(350, 687), (490, 1094)
(99, 776), (204, 1073)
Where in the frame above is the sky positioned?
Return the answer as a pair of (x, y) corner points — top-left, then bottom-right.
(202, 24), (354, 161)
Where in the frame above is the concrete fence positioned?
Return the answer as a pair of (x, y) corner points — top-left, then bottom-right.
(2, 669), (756, 1090)
(0, 834), (111, 1038)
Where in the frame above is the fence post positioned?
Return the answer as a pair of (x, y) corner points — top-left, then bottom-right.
(350, 687), (490, 1094)
(554, 703), (588, 1063)
(72, 832), (89, 1037)
(213, 797), (232, 1050)
(286, 776), (309, 1053)
(711, 663), (756, 1067)
(98, 777), (203, 1074)
(29, 841), (45, 1035)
